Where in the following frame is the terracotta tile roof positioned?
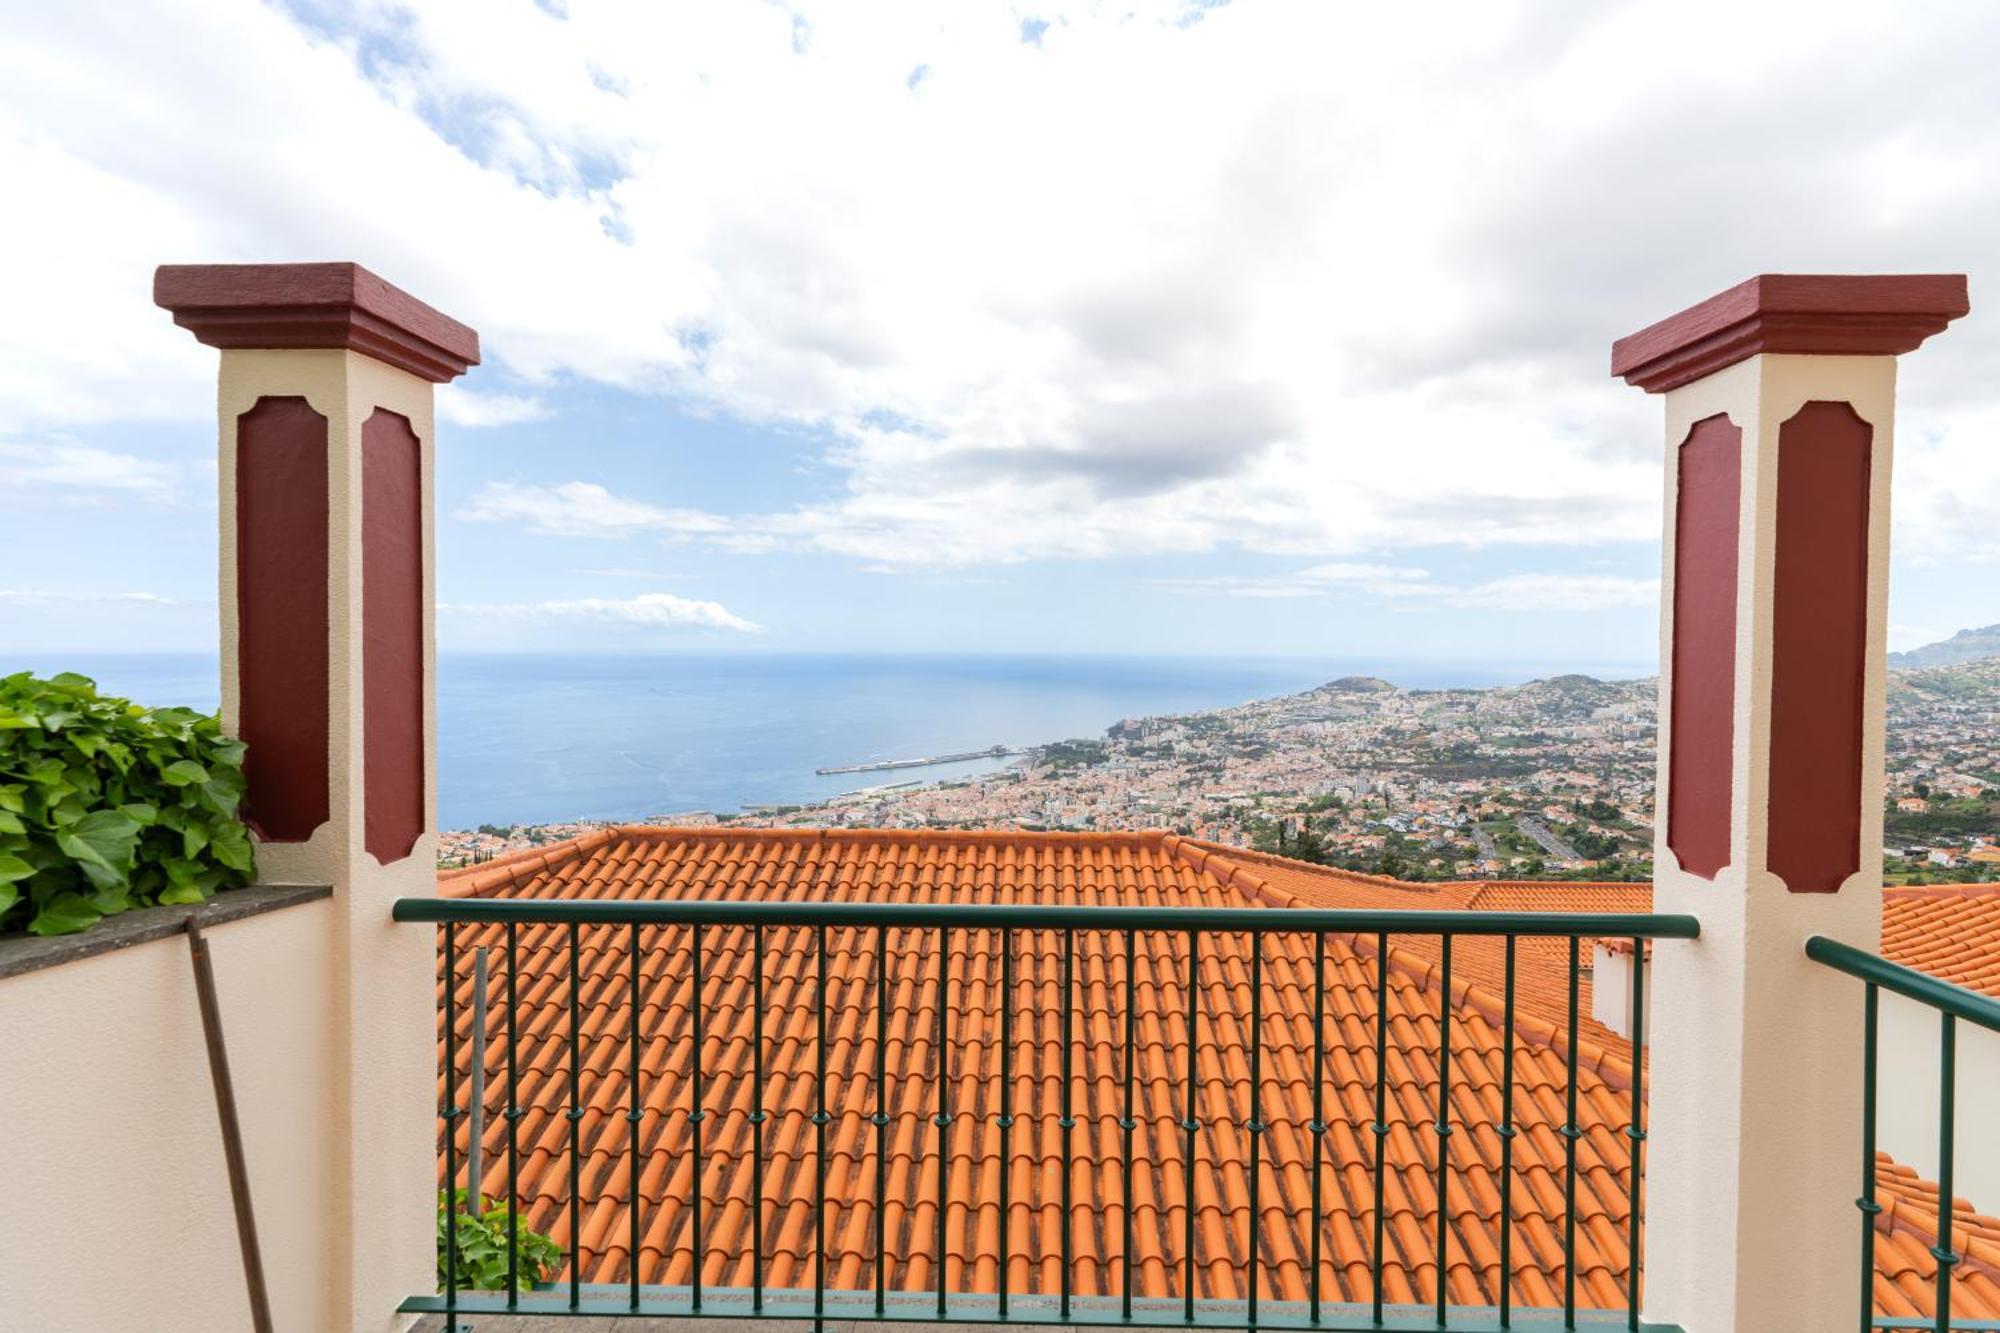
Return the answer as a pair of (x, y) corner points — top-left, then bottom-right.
(1194, 847), (1640, 1038)
(1874, 1154), (2000, 1324)
(1880, 884), (2000, 1001)
(430, 827), (1995, 1323)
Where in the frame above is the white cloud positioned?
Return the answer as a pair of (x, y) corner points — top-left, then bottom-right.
(436, 386), (552, 427)
(457, 480), (728, 538)
(0, 589), (177, 604)
(3, 1), (1999, 569)
(444, 591), (758, 633)
(1450, 574), (1660, 613)
(0, 440), (189, 503)
(1154, 562), (1437, 599)
(1158, 563), (1657, 611)
(1889, 624), (1947, 653)
(1894, 402), (2000, 566)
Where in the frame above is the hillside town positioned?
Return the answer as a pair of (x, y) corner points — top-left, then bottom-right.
(442, 655), (2000, 885)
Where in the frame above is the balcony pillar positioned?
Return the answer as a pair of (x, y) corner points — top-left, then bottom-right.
(156, 264), (478, 1332)
(1613, 274), (1966, 1332)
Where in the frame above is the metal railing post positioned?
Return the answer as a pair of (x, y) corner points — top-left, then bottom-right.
(390, 898), (1704, 1328)
(467, 946), (486, 1212)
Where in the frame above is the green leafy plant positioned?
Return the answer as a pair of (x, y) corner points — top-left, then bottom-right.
(438, 1190), (563, 1292)
(0, 672), (255, 936)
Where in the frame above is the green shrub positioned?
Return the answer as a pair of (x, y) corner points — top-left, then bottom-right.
(0, 671), (255, 936)
(438, 1190), (563, 1292)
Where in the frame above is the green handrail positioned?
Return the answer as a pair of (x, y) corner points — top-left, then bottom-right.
(409, 892), (1694, 1330)
(395, 896), (1702, 937)
(1808, 933), (2000, 1333)
(1805, 934), (2000, 1034)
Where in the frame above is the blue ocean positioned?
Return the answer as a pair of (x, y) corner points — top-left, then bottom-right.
(13, 653), (1645, 828)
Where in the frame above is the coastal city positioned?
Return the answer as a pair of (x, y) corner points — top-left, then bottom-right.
(442, 647), (2000, 885)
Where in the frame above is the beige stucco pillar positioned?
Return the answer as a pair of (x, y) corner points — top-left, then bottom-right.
(156, 263), (478, 1332)
(1612, 274), (1967, 1331)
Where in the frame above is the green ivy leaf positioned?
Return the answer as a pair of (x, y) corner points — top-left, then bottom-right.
(209, 822), (253, 874)
(22, 757), (66, 787)
(159, 759), (209, 787)
(28, 891), (104, 936)
(2, 672), (253, 939)
(56, 808), (142, 880)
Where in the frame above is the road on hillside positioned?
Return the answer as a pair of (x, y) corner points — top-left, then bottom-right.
(1515, 815), (1581, 863)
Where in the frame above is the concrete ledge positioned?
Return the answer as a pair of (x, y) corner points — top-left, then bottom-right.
(0, 883), (332, 981)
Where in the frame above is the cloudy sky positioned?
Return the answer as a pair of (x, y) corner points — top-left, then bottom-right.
(3, 0), (1997, 666)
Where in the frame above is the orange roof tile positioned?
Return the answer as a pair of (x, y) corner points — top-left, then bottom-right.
(1880, 884), (2000, 1001)
(429, 827), (1994, 1323)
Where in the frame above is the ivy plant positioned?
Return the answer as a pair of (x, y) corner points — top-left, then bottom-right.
(0, 671), (255, 936)
(438, 1190), (564, 1293)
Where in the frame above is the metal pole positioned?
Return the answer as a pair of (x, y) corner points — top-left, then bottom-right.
(468, 945), (487, 1212)
(186, 917), (274, 1333)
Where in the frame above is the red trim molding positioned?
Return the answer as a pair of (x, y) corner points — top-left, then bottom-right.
(154, 263), (479, 383)
(1666, 414), (1742, 881)
(1768, 401), (1873, 893)
(362, 409), (426, 865)
(235, 397), (331, 843)
(1612, 274), (1967, 393)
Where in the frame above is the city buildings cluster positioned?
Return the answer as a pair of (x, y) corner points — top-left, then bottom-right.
(442, 660), (1998, 884)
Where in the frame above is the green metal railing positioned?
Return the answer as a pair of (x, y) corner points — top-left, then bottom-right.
(395, 898), (1701, 1330)
(1807, 935), (2000, 1333)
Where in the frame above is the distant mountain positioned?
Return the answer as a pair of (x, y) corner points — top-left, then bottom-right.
(1889, 624), (2000, 669)
(1322, 675), (1397, 693)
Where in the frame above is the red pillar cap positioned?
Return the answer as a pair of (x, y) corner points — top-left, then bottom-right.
(155, 262), (480, 384)
(1611, 273), (1968, 393)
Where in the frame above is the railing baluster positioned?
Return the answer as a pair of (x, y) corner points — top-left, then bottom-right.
(1500, 935), (1517, 1328)
(1801, 933), (2000, 1333)
(443, 922), (460, 1313)
(1184, 928), (1200, 1322)
(937, 926), (953, 1318)
(507, 919), (521, 1309)
(1371, 931), (1388, 1328)
(999, 927), (1014, 1319)
(814, 923), (830, 1328)
(1857, 983), (1879, 1333)
(1247, 931), (1264, 1328)
(390, 897), (1708, 1324)
(1563, 935), (1582, 1329)
(753, 923), (766, 1313)
(1935, 1013), (1957, 1333)
(1061, 925), (1076, 1321)
(874, 927), (889, 1316)
(1310, 931), (1325, 1324)
(1627, 935), (1645, 1331)
(690, 923), (705, 1312)
(627, 921), (641, 1310)
(1123, 928), (1137, 1322)
(567, 920), (581, 1311)
(1435, 933), (1453, 1325)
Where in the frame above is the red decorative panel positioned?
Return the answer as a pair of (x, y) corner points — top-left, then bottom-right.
(1769, 401), (1873, 893)
(362, 409), (425, 864)
(235, 397), (331, 842)
(1667, 414), (1742, 880)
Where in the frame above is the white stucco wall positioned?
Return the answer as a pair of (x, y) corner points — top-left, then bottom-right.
(1877, 991), (2000, 1214)
(1590, 943), (1651, 1042)
(0, 900), (338, 1332)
